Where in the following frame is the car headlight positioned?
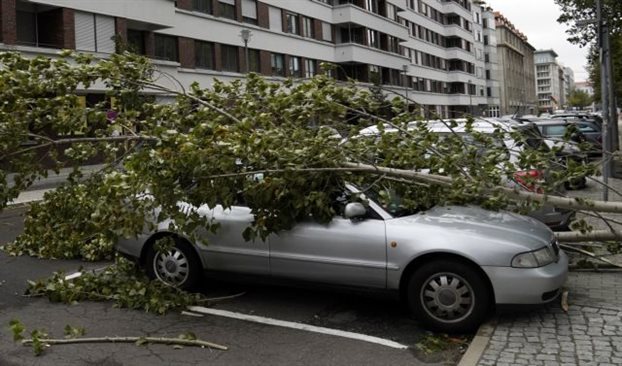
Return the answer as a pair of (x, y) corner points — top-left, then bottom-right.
(511, 247), (555, 268)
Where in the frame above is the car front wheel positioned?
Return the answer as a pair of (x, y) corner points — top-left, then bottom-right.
(144, 236), (202, 291)
(407, 260), (491, 333)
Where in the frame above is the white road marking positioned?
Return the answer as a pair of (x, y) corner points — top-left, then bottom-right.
(187, 306), (409, 350)
(64, 272), (83, 281)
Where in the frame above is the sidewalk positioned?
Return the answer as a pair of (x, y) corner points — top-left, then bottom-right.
(476, 272), (622, 366)
(7, 164), (104, 205)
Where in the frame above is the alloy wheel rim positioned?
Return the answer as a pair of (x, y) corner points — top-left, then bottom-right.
(153, 248), (189, 287)
(420, 272), (475, 323)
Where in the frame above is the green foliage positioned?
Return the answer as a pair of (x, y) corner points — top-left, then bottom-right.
(0, 51), (600, 262)
(555, 0), (622, 46)
(567, 88), (594, 108)
(25, 257), (205, 314)
(63, 325), (86, 339)
(9, 319), (25, 341)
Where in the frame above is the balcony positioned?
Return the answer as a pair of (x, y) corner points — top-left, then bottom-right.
(334, 43), (408, 69)
(26, 0), (175, 29)
(332, 4), (408, 40)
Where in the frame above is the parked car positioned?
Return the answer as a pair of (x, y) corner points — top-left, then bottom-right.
(117, 184), (568, 333)
(356, 118), (575, 231)
(533, 119), (602, 156)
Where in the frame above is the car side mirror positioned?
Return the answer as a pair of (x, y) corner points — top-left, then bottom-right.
(344, 202), (366, 220)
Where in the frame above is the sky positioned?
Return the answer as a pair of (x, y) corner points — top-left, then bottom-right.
(484, 0), (591, 82)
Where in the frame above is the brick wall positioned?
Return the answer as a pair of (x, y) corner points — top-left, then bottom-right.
(61, 8), (75, 49)
(259, 50), (271, 75)
(0, 0), (16, 44)
(115, 17), (128, 47)
(144, 32), (155, 57)
(176, 0), (192, 10)
(179, 37), (195, 68)
(313, 19), (323, 41)
(257, 2), (269, 28)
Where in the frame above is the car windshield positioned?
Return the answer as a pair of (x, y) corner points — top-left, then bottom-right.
(361, 184), (419, 218)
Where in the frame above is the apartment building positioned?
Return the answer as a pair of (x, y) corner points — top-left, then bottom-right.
(0, 0), (497, 119)
(534, 49), (564, 113)
(494, 11), (536, 116)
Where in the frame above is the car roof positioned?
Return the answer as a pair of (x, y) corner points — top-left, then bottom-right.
(357, 118), (523, 136)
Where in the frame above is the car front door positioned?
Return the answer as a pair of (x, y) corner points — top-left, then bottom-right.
(269, 203), (388, 288)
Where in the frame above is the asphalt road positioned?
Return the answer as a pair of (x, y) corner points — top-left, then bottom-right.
(0, 206), (459, 366)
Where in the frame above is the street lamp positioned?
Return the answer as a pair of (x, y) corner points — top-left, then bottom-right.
(467, 79), (473, 116)
(239, 29), (252, 73)
(402, 64), (409, 110)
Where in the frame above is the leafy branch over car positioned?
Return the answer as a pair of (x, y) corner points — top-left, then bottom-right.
(0, 51), (620, 332)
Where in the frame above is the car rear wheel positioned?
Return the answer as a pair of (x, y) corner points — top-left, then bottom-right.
(144, 236), (202, 291)
(407, 260), (490, 333)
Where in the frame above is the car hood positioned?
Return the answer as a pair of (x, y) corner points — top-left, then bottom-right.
(391, 205), (553, 250)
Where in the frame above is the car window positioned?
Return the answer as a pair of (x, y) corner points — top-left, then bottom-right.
(543, 125), (566, 136)
(577, 123), (597, 133)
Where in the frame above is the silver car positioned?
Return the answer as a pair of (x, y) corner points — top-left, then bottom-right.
(117, 185), (568, 333)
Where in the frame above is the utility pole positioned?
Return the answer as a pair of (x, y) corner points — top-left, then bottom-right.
(597, 0), (612, 201)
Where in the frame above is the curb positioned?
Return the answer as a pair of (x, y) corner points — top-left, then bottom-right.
(456, 318), (497, 366)
(7, 188), (53, 206)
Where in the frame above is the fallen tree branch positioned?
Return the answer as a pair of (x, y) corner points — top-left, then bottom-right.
(344, 162), (622, 214)
(555, 230), (622, 243)
(22, 336), (228, 351)
(561, 244), (622, 268)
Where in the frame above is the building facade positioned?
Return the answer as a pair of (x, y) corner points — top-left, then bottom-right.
(534, 49), (564, 113)
(493, 11), (536, 116)
(562, 66), (575, 107)
(0, 0), (500, 119)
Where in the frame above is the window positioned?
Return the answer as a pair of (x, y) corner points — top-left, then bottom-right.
(192, 0), (212, 13)
(302, 17), (314, 38)
(289, 56), (301, 77)
(218, 0), (236, 19)
(248, 49), (260, 73)
(322, 22), (333, 42)
(367, 29), (379, 48)
(195, 41), (214, 69)
(74, 12), (115, 53)
(483, 35), (489, 46)
(221, 45), (238, 72)
(369, 65), (380, 83)
(154, 34), (178, 62)
(286, 12), (299, 34)
(127, 29), (145, 55)
(242, 0), (257, 24)
(271, 53), (285, 76)
(304, 59), (316, 78)
(366, 0), (379, 13)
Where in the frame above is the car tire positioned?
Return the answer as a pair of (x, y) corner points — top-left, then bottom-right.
(144, 236), (202, 291)
(407, 260), (491, 333)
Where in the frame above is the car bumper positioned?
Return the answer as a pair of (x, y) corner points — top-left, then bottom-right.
(482, 251), (568, 304)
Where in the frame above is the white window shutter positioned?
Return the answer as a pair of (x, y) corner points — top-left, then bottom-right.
(219, 0), (235, 5)
(95, 14), (115, 53)
(75, 11), (95, 52)
(242, 0), (257, 19)
(269, 6), (282, 32)
(322, 22), (332, 42)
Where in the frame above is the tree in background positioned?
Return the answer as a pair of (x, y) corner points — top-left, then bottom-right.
(555, 0), (621, 103)
(567, 88), (594, 109)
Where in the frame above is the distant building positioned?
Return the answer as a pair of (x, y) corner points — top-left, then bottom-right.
(574, 80), (595, 111)
(494, 11), (537, 116)
(534, 49), (564, 114)
(563, 66), (575, 106)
